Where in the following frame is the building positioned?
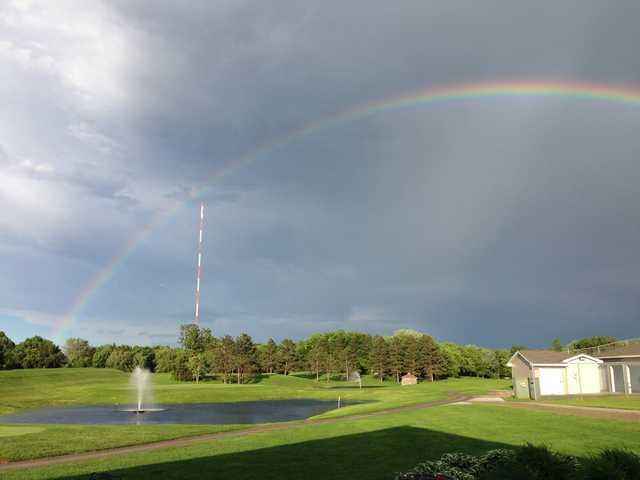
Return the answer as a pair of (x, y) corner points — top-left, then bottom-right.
(597, 343), (640, 395)
(401, 372), (418, 386)
(507, 344), (640, 399)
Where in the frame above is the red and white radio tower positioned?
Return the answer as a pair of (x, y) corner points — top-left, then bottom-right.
(194, 202), (205, 325)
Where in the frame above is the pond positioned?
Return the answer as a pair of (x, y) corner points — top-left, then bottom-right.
(0, 399), (339, 425)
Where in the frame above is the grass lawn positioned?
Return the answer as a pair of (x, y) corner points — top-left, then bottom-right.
(536, 394), (640, 410)
(0, 424), (244, 463)
(0, 369), (509, 416)
(0, 368), (509, 462)
(3, 404), (639, 480)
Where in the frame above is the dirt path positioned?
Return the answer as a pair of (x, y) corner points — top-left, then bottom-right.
(0, 394), (467, 472)
(503, 401), (640, 422)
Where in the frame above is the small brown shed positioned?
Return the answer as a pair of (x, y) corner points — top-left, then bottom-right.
(401, 372), (418, 386)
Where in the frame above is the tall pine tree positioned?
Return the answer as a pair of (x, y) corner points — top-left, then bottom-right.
(368, 335), (389, 382)
(233, 334), (257, 384)
(260, 338), (279, 374)
(278, 339), (297, 375)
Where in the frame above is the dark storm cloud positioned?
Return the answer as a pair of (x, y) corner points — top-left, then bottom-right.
(105, 0), (640, 169)
(2, 1), (640, 347)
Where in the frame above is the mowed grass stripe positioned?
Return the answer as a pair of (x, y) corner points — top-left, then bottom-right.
(2, 404), (639, 480)
(0, 369), (508, 462)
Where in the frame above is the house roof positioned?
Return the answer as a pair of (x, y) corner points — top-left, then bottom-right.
(596, 343), (640, 359)
(507, 350), (603, 367)
(518, 350), (572, 364)
(402, 372), (417, 378)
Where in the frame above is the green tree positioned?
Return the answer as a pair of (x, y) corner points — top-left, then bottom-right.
(188, 353), (207, 383)
(339, 345), (357, 380)
(234, 334), (257, 384)
(133, 347), (156, 371)
(278, 339), (297, 375)
(320, 337), (340, 383)
(259, 338), (279, 374)
(510, 345), (528, 355)
(460, 345), (484, 376)
(550, 338), (564, 352)
(440, 342), (463, 377)
(179, 324), (215, 353)
(211, 335), (235, 384)
(92, 345), (114, 368)
(154, 347), (177, 373)
(492, 349), (511, 378)
(465, 346), (495, 378)
(417, 335), (447, 381)
(388, 336), (405, 383)
(0, 331), (16, 369)
(307, 341), (326, 381)
(105, 348), (135, 372)
(568, 336), (617, 352)
(368, 335), (389, 382)
(172, 349), (192, 381)
(64, 338), (95, 368)
(339, 331), (372, 373)
(12, 336), (66, 368)
(392, 329), (423, 339)
(403, 336), (421, 376)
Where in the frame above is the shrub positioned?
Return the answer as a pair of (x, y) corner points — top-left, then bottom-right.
(511, 443), (579, 480)
(396, 445), (582, 480)
(475, 449), (519, 479)
(396, 452), (481, 480)
(583, 449), (640, 480)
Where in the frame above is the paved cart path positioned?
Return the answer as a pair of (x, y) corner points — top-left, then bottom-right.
(0, 394), (467, 472)
(503, 401), (640, 422)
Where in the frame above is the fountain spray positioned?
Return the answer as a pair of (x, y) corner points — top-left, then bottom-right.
(131, 367), (151, 413)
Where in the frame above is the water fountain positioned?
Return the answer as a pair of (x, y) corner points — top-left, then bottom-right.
(133, 367), (150, 412)
(348, 370), (362, 389)
(122, 367), (163, 414)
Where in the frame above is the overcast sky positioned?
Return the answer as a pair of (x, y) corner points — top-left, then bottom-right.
(1, 1), (639, 348)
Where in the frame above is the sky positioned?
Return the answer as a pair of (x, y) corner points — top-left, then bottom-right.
(1, 1), (639, 349)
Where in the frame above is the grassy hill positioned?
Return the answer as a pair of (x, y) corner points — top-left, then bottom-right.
(0, 368), (509, 416)
(0, 368), (508, 462)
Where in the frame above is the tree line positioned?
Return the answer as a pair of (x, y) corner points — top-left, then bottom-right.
(0, 327), (514, 383)
(1, 328), (615, 384)
(548, 335), (618, 353)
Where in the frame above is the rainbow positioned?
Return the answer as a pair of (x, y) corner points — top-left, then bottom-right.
(50, 80), (640, 342)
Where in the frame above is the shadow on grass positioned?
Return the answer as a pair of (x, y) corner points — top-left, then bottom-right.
(53, 427), (510, 480)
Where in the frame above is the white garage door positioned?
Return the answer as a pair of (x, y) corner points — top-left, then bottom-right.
(578, 364), (601, 393)
(539, 368), (565, 396)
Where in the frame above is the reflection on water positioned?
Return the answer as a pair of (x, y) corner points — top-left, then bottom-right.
(0, 400), (338, 425)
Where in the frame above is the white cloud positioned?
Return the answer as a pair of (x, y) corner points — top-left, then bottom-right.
(67, 122), (120, 155)
(0, 307), (59, 327)
(0, 1), (131, 112)
(18, 158), (54, 174)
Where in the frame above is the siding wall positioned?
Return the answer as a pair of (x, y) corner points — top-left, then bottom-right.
(510, 355), (532, 399)
(599, 358), (640, 393)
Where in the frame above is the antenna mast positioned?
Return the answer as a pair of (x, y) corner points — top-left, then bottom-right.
(194, 202), (205, 324)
